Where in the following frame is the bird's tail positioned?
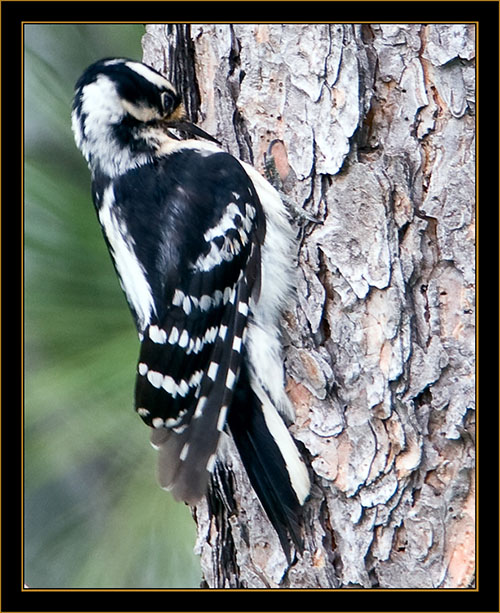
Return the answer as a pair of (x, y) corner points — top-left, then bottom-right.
(227, 361), (310, 561)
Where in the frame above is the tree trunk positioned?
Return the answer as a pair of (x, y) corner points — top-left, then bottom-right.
(142, 23), (475, 589)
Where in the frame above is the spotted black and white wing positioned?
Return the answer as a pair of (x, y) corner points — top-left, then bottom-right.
(95, 148), (266, 503)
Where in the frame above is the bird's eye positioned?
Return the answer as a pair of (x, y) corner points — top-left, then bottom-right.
(161, 90), (177, 116)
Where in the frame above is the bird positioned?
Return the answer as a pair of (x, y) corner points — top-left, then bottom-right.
(71, 57), (310, 560)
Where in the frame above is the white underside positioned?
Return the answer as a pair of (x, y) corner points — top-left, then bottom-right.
(239, 162), (297, 421)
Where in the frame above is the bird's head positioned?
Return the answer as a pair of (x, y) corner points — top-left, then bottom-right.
(71, 58), (217, 176)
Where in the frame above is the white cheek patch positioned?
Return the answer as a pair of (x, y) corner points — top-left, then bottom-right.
(121, 99), (159, 122)
(81, 76), (125, 129)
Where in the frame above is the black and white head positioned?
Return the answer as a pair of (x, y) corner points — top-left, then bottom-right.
(72, 58), (187, 176)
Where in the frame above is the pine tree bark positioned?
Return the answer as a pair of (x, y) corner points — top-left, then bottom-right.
(142, 23), (475, 589)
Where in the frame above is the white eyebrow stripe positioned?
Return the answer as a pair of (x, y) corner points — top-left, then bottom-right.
(125, 61), (173, 90)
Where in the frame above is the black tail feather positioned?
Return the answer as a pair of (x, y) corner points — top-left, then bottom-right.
(227, 363), (305, 561)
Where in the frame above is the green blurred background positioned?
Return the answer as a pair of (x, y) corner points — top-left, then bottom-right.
(24, 24), (201, 588)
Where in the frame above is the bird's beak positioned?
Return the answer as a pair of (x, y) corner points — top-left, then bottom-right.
(162, 119), (221, 145)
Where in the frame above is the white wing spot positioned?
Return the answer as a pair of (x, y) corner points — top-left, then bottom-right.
(138, 362), (148, 376)
(203, 202), (241, 241)
(232, 336), (242, 352)
(168, 326), (180, 344)
(165, 409), (187, 428)
(149, 325), (167, 344)
(238, 228), (248, 245)
(178, 379), (190, 397)
(190, 370), (203, 387)
(179, 442), (190, 461)
(194, 396), (207, 418)
(182, 295), (192, 315)
(162, 375), (177, 396)
(199, 294), (212, 311)
(225, 369), (236, 390)
(217, 405), (229, 432)
(238, 301), (249, 316)
(207, 362), (219, 381)
(152, 417), (164, 428)
(213, 289), (223, 305)
(172, 289), (185, 307)
(223, 286), (232, 304)
(147, 370), (164, 389)
(178, 329), (190, 348)
(204, 327), (217, 344)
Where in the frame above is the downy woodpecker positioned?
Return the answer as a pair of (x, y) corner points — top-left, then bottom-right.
(71, 58), (310, 558)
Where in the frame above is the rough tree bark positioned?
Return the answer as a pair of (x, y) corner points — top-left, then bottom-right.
(142, 23), (475, 589)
